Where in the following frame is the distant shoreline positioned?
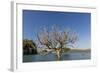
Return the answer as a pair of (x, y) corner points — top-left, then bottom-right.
(69, 49), (91, 52)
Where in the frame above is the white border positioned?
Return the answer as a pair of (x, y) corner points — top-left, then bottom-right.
(11, 1), (97, 72)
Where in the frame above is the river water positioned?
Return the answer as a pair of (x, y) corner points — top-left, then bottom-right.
(23, 50), (91, 62)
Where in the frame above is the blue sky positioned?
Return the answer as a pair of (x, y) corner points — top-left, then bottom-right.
(23, 10), (91, 49)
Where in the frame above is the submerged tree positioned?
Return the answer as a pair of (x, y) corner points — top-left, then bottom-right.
(37, 25), (78, 60)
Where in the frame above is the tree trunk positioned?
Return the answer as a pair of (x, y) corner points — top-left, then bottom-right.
(55, 48), (62, 60)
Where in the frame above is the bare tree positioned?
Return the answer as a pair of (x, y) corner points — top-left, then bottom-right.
(37, 27), (52, 50)
(37, 25), (78, 60)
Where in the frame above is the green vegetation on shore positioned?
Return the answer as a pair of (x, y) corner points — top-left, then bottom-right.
(23, 39), (38, 55)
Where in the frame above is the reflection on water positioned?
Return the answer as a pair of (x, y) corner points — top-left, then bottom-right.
(23, 50), (91, 62)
